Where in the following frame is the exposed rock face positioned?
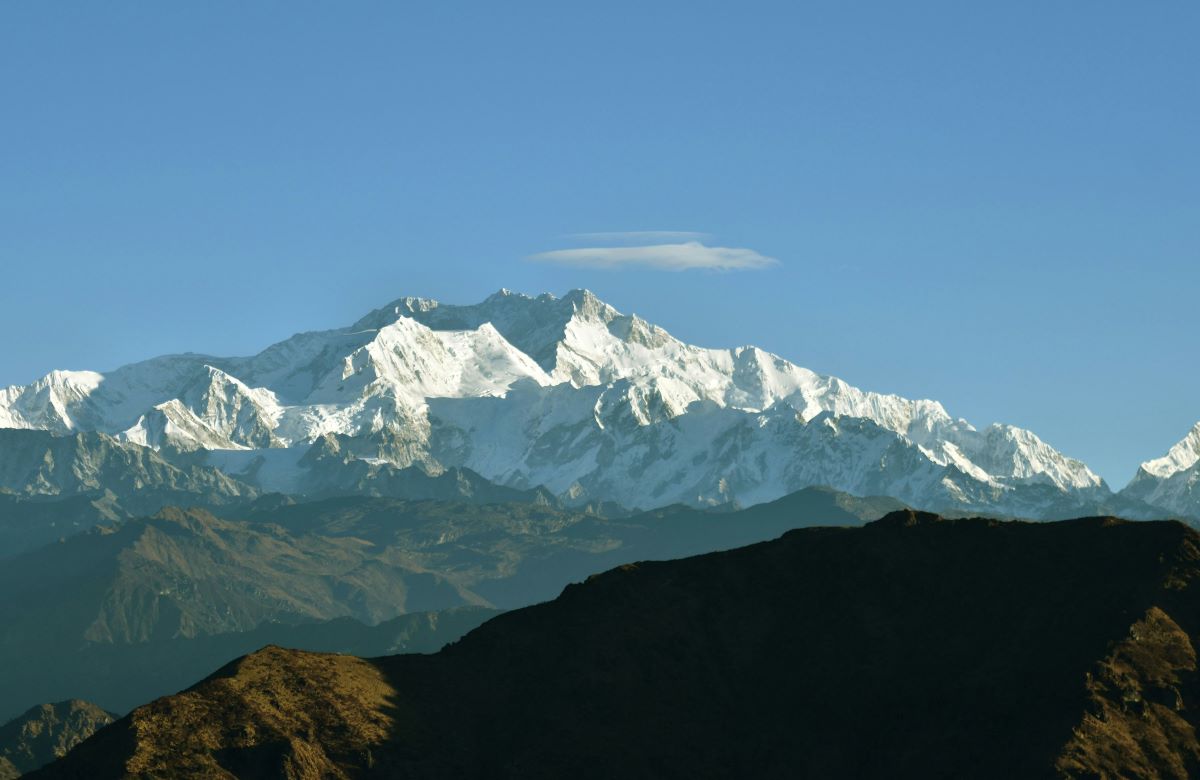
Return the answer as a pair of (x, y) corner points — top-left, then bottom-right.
(1056, 607), (1200, 778)
(32, 512), (1200, 779)
(0, 428), (255, 512)
(0, 701), (114, 778)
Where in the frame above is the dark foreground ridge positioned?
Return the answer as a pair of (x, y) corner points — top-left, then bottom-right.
(33, 511), (1200, 779)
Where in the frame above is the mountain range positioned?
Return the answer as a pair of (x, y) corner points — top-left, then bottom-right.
(31, 511), (1200, 779)
(1, 289), (1194, 520)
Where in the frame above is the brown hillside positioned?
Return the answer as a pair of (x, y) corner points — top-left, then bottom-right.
(33, 511), (1200, 779)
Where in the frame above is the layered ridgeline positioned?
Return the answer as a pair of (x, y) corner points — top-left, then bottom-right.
(0, 487), (898, 721)
(0, 429), (259, 556)
(32, 512), (1200, 779)
(0, 289), (1181, 517)
(0, 428), (559, 558)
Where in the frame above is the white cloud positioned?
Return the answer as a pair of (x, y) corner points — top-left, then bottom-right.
(528, 241), (778, 272)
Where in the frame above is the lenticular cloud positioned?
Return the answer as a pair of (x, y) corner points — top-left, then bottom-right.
(528, 240), (777, 271)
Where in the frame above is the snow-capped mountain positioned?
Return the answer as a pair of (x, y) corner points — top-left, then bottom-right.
(1120, 422), (1200, 519)
(0, 289), (1140, 516)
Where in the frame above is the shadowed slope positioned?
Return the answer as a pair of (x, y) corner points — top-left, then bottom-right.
(35, 511), (1200, 779)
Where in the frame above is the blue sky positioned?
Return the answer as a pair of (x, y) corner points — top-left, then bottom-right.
(1, 2), (1196, 487)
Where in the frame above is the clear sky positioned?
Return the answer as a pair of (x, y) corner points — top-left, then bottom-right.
(1, 2), (1197, 487)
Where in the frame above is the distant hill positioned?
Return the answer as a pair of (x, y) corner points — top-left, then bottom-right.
(32, 511), (1200, 778)
(0, 487), (900, 721)
(0, 492), (125, 559)
(0, 701), (114, 779)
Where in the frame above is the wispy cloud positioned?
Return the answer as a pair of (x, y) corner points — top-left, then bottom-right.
(564, 231), (713, 244)
(528, 241), (778, 272)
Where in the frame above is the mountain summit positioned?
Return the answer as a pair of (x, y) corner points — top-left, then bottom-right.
(0, 289), (1166, 516)
(1124, 422), (1200, 519)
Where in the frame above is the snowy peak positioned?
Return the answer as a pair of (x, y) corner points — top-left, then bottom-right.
(561, 287), (621, 323)
(123, 400), (242, 452)
(1140, 422), (1200, 479)
(182, 366), (282, 436)
(122, 366), (284, 451)
(306, 316), (552, 404)
(1118, 423), (1200, 520)
(351, 295), (443, 331)
(946, 424), (1104, 492)
(0, 370), (104, 433)
(352, 289), (623, 376)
